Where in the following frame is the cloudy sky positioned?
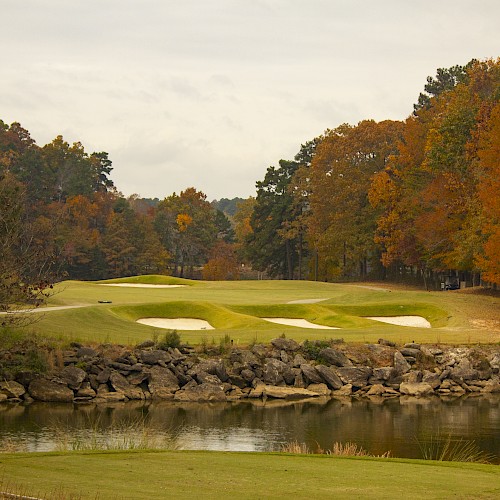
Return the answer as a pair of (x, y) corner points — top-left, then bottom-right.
(2, 1), (499, 201)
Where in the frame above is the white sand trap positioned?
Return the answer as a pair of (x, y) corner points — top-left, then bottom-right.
(137, 318), (214, 330)
(287, 298), (329, 304)
(262, 318), (339, 329)
(100, 284), (186, 288)
(366, 316), (431, 328)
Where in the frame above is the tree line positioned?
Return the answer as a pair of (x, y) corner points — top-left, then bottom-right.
(0, 127), (240, 312)
(244, 58), (499, 288)
(1, 57), (499, 300)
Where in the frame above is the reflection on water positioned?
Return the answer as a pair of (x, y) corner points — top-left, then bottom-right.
(0, 396), (498, 461)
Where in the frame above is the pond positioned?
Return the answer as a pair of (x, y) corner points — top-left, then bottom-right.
(1, 395), (499, 462)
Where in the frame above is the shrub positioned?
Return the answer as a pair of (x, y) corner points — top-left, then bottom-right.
(157, 330), (181, 350)
(302, 340), (331, 360)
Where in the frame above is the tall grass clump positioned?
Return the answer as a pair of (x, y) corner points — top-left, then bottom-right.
(0, 477), (82, 500)
(53, 414), (178, 452)
(281, 441), (310, 454)
(0, 437), (27, 453)
(219, 333), (232, 353)
(328, 442), (391, 458)
(280, 441), (390, 458)
(416, 434), (495, 464)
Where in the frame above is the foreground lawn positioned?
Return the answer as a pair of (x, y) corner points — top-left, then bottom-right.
(0, 450), (499, 499)
(24, 277), (499, 345)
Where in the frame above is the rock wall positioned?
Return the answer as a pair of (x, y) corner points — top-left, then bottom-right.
(1, 338), (499, 404)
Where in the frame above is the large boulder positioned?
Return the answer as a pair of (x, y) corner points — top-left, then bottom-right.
(292, 353), (307, 368)
(195, 372), (223, 385)
(400, 348), (420, 358)
(489, 353), (500, 372)
(300, 364), (324, 385)
(366, 384), (388, 396)
(481, 377), (500, 393)
(271, 338), (300, 352)
(393, 351), (411, 374)
(332, 384), (353, 397)
(369, 367), (394, 385)
(148, 366), (180, 398)
(0, 380), (26, 398)
(263, 385), (319, 400)
(230, 349), (261, 369)
(422, 371), (441, 390)
(76, 346), (98, 358)
(109, 372), (144, 399)
(319, 348), (353, 367)
(451, 359), (479, 382)
(140, 349), (172, 365)
(399, 382), (434, 397)
(262, 359), (288, 386)
(127, 370), (150, 386)
(59, 365), (87, 390)
(75, 381), (97, 398)
(174, 382), (227, 402)
(315, 365), (343, 390)
(96, 367), (112, 384)
(192, 360), (229, 382)
(28, 379), (74, 402)
(306, 383), (330, 396)
(240, 369), (256, 383)
(336, 367), (372, 388)
(94, 391), (127, 403)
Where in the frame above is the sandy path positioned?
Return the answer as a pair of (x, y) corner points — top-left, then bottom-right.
(136, 318), (214, 330)
(262, 318), (340, 329)
(0, 305), (90, 315)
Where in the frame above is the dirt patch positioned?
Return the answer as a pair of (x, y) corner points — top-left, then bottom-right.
(469, 319), (500, 333)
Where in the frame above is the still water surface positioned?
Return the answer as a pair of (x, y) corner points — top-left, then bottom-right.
(1, 396), (499, 461)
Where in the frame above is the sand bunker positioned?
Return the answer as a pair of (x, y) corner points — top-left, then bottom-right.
(137, 318), (214, 330)
(366, 316), (431, 328)
(262, 318), (340, 329)
(100, 284), (186, 288)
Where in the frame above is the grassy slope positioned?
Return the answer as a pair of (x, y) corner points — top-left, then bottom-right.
(1, 450), (499, 499)
(26, 277), (499, 346)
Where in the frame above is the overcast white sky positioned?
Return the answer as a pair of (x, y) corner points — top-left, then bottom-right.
(1, 1), (499, 201)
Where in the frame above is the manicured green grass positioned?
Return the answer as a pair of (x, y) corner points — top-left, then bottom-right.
(0, 450), (498, 499)
(23, 277), (499, 346)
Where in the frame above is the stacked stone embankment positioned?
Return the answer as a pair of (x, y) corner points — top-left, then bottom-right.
(1, 338), (499, 403)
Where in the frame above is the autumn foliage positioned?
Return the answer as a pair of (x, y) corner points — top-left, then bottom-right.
(246, 58), (500, 286)
(1, 58), (499, 290)
(0, 123), (236, 285)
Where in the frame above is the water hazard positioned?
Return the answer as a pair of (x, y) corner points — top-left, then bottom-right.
(1, 396), (499, 461)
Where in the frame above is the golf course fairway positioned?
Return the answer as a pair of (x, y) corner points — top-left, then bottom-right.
(1, 450), (499, 499)
(24, 276), (499, 345)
